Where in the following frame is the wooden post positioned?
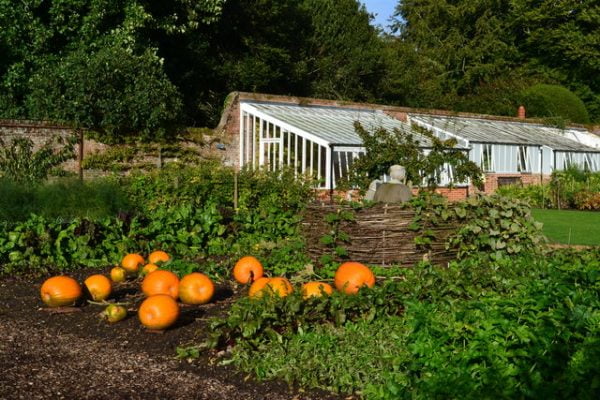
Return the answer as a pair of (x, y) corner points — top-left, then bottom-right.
(78, 129), (84, 181)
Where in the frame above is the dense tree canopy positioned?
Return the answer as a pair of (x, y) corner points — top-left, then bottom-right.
(0, 0), (598, 141)
(390, 0), (600, 122)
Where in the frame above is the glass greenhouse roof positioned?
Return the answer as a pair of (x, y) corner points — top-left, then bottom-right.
(410, 115), (598, 152)
(243, 102), (434, 147)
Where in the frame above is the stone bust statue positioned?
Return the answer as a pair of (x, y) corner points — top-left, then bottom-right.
(371, 164), (413, 203)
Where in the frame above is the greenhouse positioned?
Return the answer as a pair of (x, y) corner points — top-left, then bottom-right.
(409, 115), (600, 174)
(239, 101), (600, 189)
(239, 101), (436, 189)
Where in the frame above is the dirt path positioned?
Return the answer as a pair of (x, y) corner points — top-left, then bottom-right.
(0, 273), (342, 400)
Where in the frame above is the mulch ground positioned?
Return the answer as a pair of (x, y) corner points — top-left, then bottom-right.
(0, 268), (345, 400)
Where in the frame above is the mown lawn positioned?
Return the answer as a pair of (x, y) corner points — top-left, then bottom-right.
(532, 208), (600, 246)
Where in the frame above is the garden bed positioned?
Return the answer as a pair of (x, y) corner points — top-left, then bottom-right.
(0, 268), (342, 400)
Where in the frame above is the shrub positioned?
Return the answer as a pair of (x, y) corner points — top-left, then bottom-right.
(520, 84), (590, 124)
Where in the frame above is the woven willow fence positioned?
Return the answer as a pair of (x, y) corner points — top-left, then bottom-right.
(301, 203), (459, 267)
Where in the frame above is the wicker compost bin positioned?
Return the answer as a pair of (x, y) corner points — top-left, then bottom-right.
(301, 203), (459, 267)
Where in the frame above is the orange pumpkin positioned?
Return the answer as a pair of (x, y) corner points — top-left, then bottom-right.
(141, 270), (179, 299)
(148, 250), (170, 265)
(265, 277), (293, 297)
(179, 273), (215, 305)
(140, 263), (159, 277)
(302, 281), (334, 299)
(40, 276), (82, 307)
(84, 274), (112, 301)
(121, 253), (145, 274)
(248, 277), (271, 298)
(138, 294), (179, 330)
(110, 266), (127, 283)
(334, 262), (375, 294)
(233, 256), (264, 284)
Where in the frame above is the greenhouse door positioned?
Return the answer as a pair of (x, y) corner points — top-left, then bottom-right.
(259, 138), (283, 172)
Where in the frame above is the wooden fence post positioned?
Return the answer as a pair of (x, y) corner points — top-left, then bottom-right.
(77, 129), (84, 181)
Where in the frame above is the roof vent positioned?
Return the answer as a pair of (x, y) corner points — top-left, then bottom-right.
(518, 105), (526, 120)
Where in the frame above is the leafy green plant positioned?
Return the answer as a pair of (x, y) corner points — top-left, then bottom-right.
(0, 135), (77, 184)
(318, 209), (355, 267)
(199, 249), (600, 399)
(407, 192), (544, 260)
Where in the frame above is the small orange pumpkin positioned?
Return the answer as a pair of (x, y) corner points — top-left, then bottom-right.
(265, 277), (293, 297)
(40, 276), (82, 307)
(138, 294), (179, 330)
(140, 263), (159, 277)
(248, 277), (271, 298)
(233, 256), (264, 284)
(302, 281), (334, 299)
(148, 250), (170, 265)
(84, 274), (112, 301)
(141, 270), (180, 299)
(179, 273), (215, 305)
(121, 253), (145, 274)
(334, 262), (375, 294)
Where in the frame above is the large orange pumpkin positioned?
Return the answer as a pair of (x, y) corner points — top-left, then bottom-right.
(233, 256), (264, 284)
(40, 276), (82, 307)
(302, 281), (334, 299)
(148, 250), (170, 265)
(84, 274), (112, 301)
(265, 277), (293, 297)
(141, 270), (180, 299)
(179, 273), (215, 305)
(334, 262), (375, 294)
(138, 294), (179, 330)
(248, 277), (271, 298)
(121, 253), (145, 274)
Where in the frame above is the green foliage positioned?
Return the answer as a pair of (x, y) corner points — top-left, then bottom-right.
(344, 123), (483, 190)
(520, 84), (590, 124)
(407, 192), (544, 260)
(300, 0), (385, 101)
(0, 178), (132, 223)
(495, 183), (552, 208)
(390, 0), (600, 122)
(446, 196), (544, 260)
(0, 135), (76, 184)
(201, 281), (405, 351)
(497, 166), (600, 210)
(27, 45), (183, 143)
(0, 163), (315, 277)
(318, 209), (354, 267)
(205, 250), (600, 398)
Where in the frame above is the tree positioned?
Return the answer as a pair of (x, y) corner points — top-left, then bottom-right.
(301, 0), (385, 101)
(389, 0), (600, 121)
(345, 123), (483, 191)
(0, 0), (226, 139)
(26, 45), (182, 143)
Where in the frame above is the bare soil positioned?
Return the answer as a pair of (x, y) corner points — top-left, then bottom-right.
(0, 269), (344, 400)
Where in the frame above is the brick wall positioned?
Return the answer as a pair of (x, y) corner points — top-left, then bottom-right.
(0, 119), (80, 172)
